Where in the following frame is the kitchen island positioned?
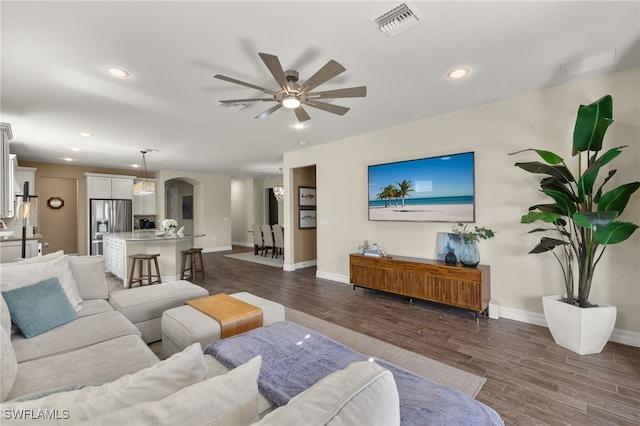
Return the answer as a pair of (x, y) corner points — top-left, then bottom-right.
(103, 231), (205, 287)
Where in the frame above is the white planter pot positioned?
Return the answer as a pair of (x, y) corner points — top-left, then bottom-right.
(542, 295), (617, 355)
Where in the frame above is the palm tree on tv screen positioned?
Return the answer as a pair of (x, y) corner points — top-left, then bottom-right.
(397, 180), (415, 207)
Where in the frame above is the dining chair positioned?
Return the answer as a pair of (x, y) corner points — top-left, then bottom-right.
(260, 224), (274, 257)
(272, 224), (284, 259)
(252, 224), (264, 256)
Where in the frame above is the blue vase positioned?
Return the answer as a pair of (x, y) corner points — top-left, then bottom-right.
(459, 241), (480, 267)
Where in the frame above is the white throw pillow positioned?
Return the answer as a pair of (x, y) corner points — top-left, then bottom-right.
(255, 361), (400, 426)
(10, 250), (64, 264)
(0, 255), (83, 312)
(67, 256), (108, 300)
(71, 355), (262, 426)
(0, 343), (208, 423)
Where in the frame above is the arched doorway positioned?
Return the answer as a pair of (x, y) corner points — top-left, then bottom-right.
(165, 178), (194, 235)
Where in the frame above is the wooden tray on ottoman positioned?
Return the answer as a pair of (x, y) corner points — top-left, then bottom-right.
(186, 293), (263, 338)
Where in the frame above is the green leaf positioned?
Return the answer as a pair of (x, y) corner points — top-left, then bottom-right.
(541, 189), (578, 216)
(509, 149), (565, 165)
(594, 221), (639, 245)
(521, 211), (562, 224)
(515, 162), (574, 183)
(577, 147), (622, 202)
(573, 211), (618, 229)
(528, 203), (564, 214)
(573, 95), (614, 154)
(598, 182), (640, 214)
(528, 237), (569, 254)
(594, 169), (617, 203)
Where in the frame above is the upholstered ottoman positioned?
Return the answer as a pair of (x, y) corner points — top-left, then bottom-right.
(108, 280), (209, 343)
(161, 292), (285, 358)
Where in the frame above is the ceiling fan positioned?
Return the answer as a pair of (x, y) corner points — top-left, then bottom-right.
(215, 53), (366, 122)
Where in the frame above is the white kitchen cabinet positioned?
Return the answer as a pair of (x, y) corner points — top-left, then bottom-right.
(103, 236), (125, 280)
(133, 179), (157, 215)
(0, 239), (38, 263)
(85, 174), (134, 199)
(0, 123), (13, 218)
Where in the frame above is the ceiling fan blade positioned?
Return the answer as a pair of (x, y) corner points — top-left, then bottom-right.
(294, 106), (311, 123)
(298, 60), (346, 93)
(214, 74), (278, 96)
(307, 86), (367, 99)
(258, 53), (289, 92)
(304, 100), (350, 116)
(255, 104), (282, 119)
(220, 98), (275, 103)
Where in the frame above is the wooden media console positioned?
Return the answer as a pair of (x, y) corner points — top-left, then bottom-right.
(349, 253), (490, 317)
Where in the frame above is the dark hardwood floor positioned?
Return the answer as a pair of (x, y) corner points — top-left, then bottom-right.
(192, 247), (640, 426)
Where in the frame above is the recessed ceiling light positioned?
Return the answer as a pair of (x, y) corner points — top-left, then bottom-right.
(105, 67), (129, 78)
(63, 157), (73, 162)
(299, 141), (308, 146)
(71, 147), (81, 152)
(447, 68), (469, 79)
(80, 132), (93, 137)
(292, 123), (306, 129)
(132, 164), (140, 168)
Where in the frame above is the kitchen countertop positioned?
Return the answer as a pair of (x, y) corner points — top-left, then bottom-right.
(105, 231), (205, 242)
(0, 233), (45, 242)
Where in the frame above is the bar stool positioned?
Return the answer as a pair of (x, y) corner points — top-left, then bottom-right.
(128, 253), (162, 287)
(180, 248), (205, 282)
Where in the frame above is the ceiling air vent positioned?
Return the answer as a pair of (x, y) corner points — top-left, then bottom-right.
(370, 2), (424, 38)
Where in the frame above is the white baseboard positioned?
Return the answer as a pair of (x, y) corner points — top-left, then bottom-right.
(316, 271), (349, 283)
(232, 241), (253, 248)
(314, 270), (640, 349)
(282, 259), (318, 271)
(202, 245), (232, 253)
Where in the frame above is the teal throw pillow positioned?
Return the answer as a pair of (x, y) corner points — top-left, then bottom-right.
(2, 277), (77, 338)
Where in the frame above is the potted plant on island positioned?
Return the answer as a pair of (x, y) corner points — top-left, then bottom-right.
(510, 94), (639, 355)
(452, 223), (496, 267)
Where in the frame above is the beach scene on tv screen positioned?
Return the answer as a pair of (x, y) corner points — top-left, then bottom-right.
(368, 152), (475, 222)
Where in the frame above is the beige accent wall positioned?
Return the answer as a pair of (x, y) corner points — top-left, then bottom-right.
(38, 177), (77, 254)
(292, 166), (317, 264)
(283, 67), (640, 334)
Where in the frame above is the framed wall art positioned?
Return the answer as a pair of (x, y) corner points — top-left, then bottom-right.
(299, 186), (316, 207)
(299, 209), (316, 229)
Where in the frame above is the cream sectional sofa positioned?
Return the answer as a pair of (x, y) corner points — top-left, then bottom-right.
(0, 253), (401, 425)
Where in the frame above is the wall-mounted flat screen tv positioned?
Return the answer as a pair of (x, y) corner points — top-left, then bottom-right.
(368, 151), (475, 222)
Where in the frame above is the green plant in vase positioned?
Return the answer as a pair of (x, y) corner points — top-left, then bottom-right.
(452, 223), (496, 266)
(510, 94), (639, 308)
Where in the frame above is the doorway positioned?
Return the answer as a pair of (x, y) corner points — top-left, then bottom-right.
(165, 179), (194, 234)
(38, 177), (77, 254)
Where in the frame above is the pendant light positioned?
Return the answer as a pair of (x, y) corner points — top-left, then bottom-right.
(133, 150), (156, 196)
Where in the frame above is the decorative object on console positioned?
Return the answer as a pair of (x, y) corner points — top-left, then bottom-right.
(368, 151), (475, 223)
(444, 250), (457, 265)
(436, 232), (462, 263)
(452, 223), (495, 267)
(46, 196), (64, 209)
(510, 94), (639, 355)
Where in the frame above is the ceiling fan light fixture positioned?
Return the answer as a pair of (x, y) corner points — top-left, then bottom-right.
(282, 96), (301, 109)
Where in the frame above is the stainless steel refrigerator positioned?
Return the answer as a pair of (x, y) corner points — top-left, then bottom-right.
(89, 199), (132, 255)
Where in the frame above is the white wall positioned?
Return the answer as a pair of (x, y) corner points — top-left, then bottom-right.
(284, 67), (640, 336)
(156, 169), (231, 252)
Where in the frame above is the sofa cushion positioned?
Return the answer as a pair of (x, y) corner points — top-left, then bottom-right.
(11, 310), (140, 363)
(2, 277), (78, 338)
(255, 361), (400, 426)
(2, 343), (206, 423)
(67, 256), (108, 300)
(10, 250), (64, 264)
(75, 299), (113, 318)
(0, 328), (17, 402)
(72, 355), (262, 426)
(0, 255), (83, 312)
(7, 334), (159, 401)
(108, 280), (208, 324)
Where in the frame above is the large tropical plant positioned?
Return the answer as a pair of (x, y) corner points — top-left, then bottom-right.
(510, 95), (639, 307)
